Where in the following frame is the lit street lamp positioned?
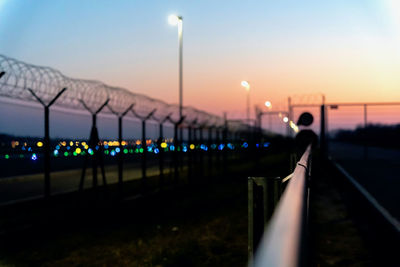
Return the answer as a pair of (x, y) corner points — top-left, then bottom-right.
(168, 14), (183, 120)
(283, 116), (289, 123)
(265, 101), (271, 109)
(241, 81), (250, 124)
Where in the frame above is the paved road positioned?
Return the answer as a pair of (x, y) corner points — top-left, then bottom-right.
(0, 162), (174, 205)
(329, 142), (400, 220)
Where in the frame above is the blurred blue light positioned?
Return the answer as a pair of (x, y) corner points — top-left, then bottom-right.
(115, 147), (120, 153)
(263, 142), (270, 148)
(104, 144), (109, 149)
(110, 150), (116, 156)
(154, 148), (160, 154)
(66, 146), (70, 150)
(31, 153), (37, 160)
(56, 145), (60, 150)
(53, 150), (59, 156)
(147, 147), (153, 152)
(243, 142), (249, 148)
(183, 146), (187, 152)
(218, 144), (224, 151)
(28, 147), (32, 151)
(256, 143), (259, 148)
(95, 145), (99, 150)
(88, 148), (93, 154)
(170, 145), (175, 151)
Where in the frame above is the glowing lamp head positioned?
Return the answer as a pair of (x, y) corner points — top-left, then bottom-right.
(168, 15), (180, 26)
(283, 116), (289, 123)
(241, 81), (250, 91)
(265, 101), (271, 108)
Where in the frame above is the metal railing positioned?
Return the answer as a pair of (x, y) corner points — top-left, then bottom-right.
(249, 145), (312, 267)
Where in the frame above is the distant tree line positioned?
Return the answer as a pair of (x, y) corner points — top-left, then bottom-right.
(333, 124), (400, 149)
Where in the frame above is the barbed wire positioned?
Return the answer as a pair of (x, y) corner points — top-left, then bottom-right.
(0, 54), (247, 131)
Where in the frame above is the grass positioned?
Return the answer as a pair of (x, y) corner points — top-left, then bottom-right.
(0, 151), (291, 267)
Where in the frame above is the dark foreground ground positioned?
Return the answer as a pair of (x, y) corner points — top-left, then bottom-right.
(0, 152), (290, 267)
(2, 148), (396, 267)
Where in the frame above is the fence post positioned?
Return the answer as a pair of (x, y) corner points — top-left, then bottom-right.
(158, 122), (164, 187)
(141, 119), (147, 189)
(208, 126), (214, 177)
(363, 104), (368, 160)
(28, 87), (67, 198)
(174, 123), (179, 183)
(320, 104), (326, 156)
(44, 106), (50, 197)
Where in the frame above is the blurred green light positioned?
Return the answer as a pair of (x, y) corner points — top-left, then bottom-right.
(5, 154), (9, 159)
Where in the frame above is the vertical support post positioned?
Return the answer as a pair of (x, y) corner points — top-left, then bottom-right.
(142, 120), (147, 188)
(179, 126), (184, 171)
(216, 128), (221, 171)
(320, 104), (326, 157)
(364, 104), (368, 160)
(248, 178), (254, 262)
(247, 90), (250, 125)
(223, 113), (228, 175)
(188, 125), (192, 181)
(117, 116), (123, 194)
(178, 18), (183, 122)
(159, 122), (164, 186)
(248, 177), (269, 262)
(208, 127), (213, 177)
(193, 126), (198, 178)
(287, 97), (292, 137)
(268, 113), (272, 131)
(92, 114), (98, 188)
(174, 123), (179, 182)
(44, 106), (50, 198)
(199, 127), (204, 178)
(108, 103), (133, 198)
(28, 87), (67, 199)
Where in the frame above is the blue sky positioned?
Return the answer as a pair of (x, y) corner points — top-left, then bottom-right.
(1, 0), (400, 137)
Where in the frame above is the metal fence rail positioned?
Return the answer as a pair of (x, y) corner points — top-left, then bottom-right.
(251, 145), (311, 267)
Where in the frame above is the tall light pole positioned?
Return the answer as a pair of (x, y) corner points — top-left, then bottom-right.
(168, 14), (183, 120)
(241, 81), (250, 125)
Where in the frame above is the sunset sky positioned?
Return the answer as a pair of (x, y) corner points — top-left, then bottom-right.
(1, 0), (400, 135)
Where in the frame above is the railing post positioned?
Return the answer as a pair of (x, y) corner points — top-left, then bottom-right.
(248, 177), (269, 262)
